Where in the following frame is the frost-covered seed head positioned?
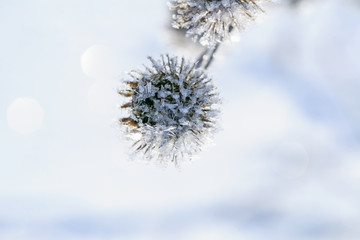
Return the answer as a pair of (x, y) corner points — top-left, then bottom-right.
(168, 0), (266, 47)
(119, 55), (220, 165)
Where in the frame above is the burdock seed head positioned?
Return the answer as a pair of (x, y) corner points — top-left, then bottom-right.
(168, 0), (266, 47)
(119, 54), (220, 165)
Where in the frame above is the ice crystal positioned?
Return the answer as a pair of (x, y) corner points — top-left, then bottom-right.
(169, 0), (265, 47)
(119, 55), (220, 165)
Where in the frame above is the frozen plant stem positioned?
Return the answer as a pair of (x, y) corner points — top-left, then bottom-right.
(196, 42), (220, 70)
(195, 26), (233, 70)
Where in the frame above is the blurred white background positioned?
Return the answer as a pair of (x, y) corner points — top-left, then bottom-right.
(1, 0), (360, 239)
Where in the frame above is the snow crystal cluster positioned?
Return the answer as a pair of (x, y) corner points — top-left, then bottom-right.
(169, 0), (265, 47)
(119, 55), (220, 164)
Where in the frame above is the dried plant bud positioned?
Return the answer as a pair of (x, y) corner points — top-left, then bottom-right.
(168, 0), (266, 47)
(119, 54), (220, 165)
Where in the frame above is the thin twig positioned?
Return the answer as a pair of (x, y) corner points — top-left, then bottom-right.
(203, 42), (220, 70)
(195, 43), (220, 70)
(195, 26), (233, 70)
(195, 47), (210, 69)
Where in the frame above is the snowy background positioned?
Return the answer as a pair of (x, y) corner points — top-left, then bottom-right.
(1, 0), (360, 239)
